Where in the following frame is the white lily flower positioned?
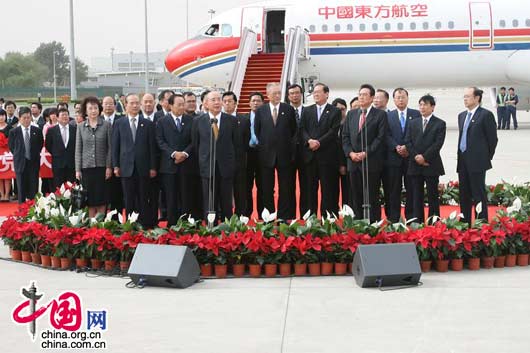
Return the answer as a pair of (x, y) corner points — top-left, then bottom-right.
(289, 219), (297, 226)
(50, 208), (60, 217)
(59, 204), (66, 216)
(105, 209), (118, 222)
(128, 212), (139, 223)
(118, 213), (124, 224)
(261, 208), (271, 222)
(207, 212), (216, 224)
(90, 217), (98, 225)
(339, 204), (354, 218)
(239, 215), (249, 225)
(69, 215), (80, 226)
(432, 215), (440, 223)
(449, 210), (457, 220)
(63, 189), (71, 199)
(60, 184), (66, 194)
(513, 197), (522, 212)
(302, 209), (311, 221)
(475, 202), (482, 215)
(376, 219), (385, 227)
(405, 217), (418, 225)
(49, 193), (56, 200)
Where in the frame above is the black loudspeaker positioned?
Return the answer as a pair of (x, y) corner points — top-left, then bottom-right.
(128, 244), (200, 288)
(352, 243), (421, 288)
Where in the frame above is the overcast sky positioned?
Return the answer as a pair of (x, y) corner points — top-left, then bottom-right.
(1, 0), (260, 64)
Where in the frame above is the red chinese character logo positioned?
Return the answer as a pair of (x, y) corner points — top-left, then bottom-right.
(337, 6), (354, 19)
(318, 6), (336, 20)
(392, 5), (410, 18)
(355, 5), (373, 19)
(374, 5), (391, 19)
(411, 4), (429, 17)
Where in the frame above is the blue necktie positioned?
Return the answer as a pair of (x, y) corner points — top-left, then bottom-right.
(459, 112), (473, 152)
(176, 117), (182, 132)
(249, 112), (258, 146)
(317, 106), (322, 122)
(399, 111), (406, 132)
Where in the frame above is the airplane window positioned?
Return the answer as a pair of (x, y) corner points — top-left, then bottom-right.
(435, 21), (442, 29)
(410, 22), (417, 30)
(359, 23), (366, 32)
(347, 24), (353, 32)
(397, 23), (404, 31)
(385, 23), (391, 31)
(309, 25), (316, 32)
(512, 19), (519, 27)
(322, 24), (328, 32)
(335, 24), (341, 32)
(448, 21), (455, 29)
(372, 23), (378, 31)
(221, 24), (232, 36)
(423, 22), (429, 30)
(499, 20), (506, 27)
(204, 24), (220, 36)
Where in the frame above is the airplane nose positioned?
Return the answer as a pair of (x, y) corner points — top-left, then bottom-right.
(165, 37), (241, 77)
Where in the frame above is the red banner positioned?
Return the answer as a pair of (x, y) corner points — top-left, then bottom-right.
(0, 147), (53, 179)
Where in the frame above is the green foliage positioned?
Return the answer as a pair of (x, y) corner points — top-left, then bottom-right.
(0, 52), (48, 87)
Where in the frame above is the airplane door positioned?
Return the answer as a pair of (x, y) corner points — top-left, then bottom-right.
(469, 2), (493, 49)
(242, 7), (264, 51)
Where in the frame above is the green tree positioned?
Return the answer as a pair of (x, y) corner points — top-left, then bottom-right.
(0, 52), (48, 88)
(33, 41), (89, 85)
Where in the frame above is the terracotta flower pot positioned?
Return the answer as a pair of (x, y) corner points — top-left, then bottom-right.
(494, 256), (506, 268)
(60, 257), (71, 269)
(420, 260), (432, 272)
(347, 263), (353, 274)
(467, 257), (480, 270)
(450, 258), (464, 271)
(31, 253), (41, 265)
(91, 258), (102, 270)
(505, 254), (517, 267)
(41, 255), (52, 268)
(248, 264), (262, 277)
(200, 264), (213, 277)
(51, 256), (61, 268)
(104, 260), (116, 271)
(214, 264), (227, 278)
(435, 259), (449, 272)
(21, 251), (31, 263)
(308, 263), (321, 276)
(76, 258), (88, 269)
(321, 262), (333, 276)
(119, 261), (131, 272)
(481, 256), (494, 269)
(334, 263), (347, 275)
(11, 249), (22, 261)
(264, 264), (277, 277)
(232, 264), (245, 277)
(294, 263), (307, 276)
(517, 254), (529, 266)
(279, 263), (291, 276)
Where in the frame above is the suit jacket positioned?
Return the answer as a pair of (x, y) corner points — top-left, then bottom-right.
(235, 114), (251, 170)
(192, 112), (237, 179)
(156, 113), (194, 174)
(112, 116), (157, 178)
(254, 102), (297, 168)
(8, 125), (44, 173)
(300, 103), (342, 166)
(385, 108), (421, 167)
(405, 115), (446, 176)
(7, 115), (18, 127)
(342, 107), (388, 173)
(45, 124), (76, 170)
(154, 110), (168, 125)
(36, 116), (46, 130)
(456, 106), (498, 173)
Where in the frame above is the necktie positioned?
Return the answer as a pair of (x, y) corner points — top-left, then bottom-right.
(423, 118), (428, 132)
(211, 118), (219, 141)
(249, 113), (258, 146)
(294, 108), (300, 124)
(272, 106), (278, 126)
(317, 106), (322, 122)
(24, 128), (31, 159)
(61, 126), (67, 146)
(130, 117), (137, 143)
(400, 111), (406, 132)
(358, 109), (366, 132)
(176, 117), (182, 132)
(459, 112), (473, 152)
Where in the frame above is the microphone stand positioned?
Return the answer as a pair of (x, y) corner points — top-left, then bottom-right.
(360, 108), (371, 222)
(207, 118), (217, 229)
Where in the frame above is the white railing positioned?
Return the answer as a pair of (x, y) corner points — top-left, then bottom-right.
(228, 27), (257, 98)
(280, 26), (310, 102)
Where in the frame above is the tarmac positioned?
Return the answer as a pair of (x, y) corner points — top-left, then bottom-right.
(1, 88), (530, 353)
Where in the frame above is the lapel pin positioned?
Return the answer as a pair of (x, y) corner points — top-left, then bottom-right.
(326, 111), (329, 114)
(141, 124), (144, 127)
(281, 112), (284, 115)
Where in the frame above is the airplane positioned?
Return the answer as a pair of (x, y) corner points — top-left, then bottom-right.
(165, 0), (530, 110)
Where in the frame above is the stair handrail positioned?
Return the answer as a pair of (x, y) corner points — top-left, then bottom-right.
(280, 26), (306, 102)
(228, 27), (257, 99)
(280, 27), (297, 102)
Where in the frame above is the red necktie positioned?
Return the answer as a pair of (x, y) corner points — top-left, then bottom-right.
(358, 109), (366, 132)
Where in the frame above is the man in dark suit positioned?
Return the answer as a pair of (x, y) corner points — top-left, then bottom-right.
(223, 91), (250, 216)
(30, 102), (45, 129)
(245, 92), (265, 218)
(383, 88), (421, 223)
(156, 94), (194, 226)
(112, 94), (158, 228)
(405, 95), (446, 224)
(457, 87), (498, 223)
(342, 84), (388, 223)
(154, 90), (174, 124)
(8, 107), (44, 203)
(45, 108), (76, 189)
(192, 91), (237, 221)
(288, 84), (307, 217)
(255, 82), (298, 220)
(4, 101), (18, 127)
(300, 83), (341, 217)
